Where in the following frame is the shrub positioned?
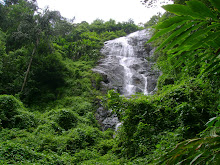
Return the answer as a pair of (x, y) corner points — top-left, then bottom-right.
(73, 149), (100, 164)
(0, 95), (37, 129)
(13, 109), (37, 129)
(66, 125), (102, 153)
(96, 139), (114, 155)
(55, 109), (78, 130)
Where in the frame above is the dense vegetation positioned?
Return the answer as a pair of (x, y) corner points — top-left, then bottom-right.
(0, 0), (219, 164)
(106, 0), (219, 164)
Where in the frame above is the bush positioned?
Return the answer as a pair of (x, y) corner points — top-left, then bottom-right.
(108, 78), (218, 158)
(55, 109), (78, 130)
(73, 149), (100, 164)
(0, 95), (37, 129)
(66, 125), (102, 153)
(13, 109), (37, 129)
(96, 139), (114, 155)
(0, 139), (69, 164)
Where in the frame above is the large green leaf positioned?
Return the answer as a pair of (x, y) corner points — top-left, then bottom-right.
(164, 22), (207, 51)
(156, 16), (193, 29)
(190, 30), (220, 50)
(149, 1), (220, 162)
(166, 23), (220, 54)
(162, 4), (201, 19)
(181, 23), (220, 45)
(156, 136), (220, 165)
(187, 0), (217, 20)
(147, 20), (188, 43)
(156, 21), (196, 51)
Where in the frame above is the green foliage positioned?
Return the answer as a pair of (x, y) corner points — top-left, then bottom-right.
(139, 1), (220, 164)
(2, 0), (219, 164)
(0, 95), (22, 128)
(106, 78), (218, 159)
(144, 13), (162, 28)
(0, 47), (29, 94)
(0, 103), (113, 164)
(148, 0), (220, 77)
(155, 114), (220, 164)
(0, 95), (37, 129)
(156, 136), (220, 164)
(95, 139), (115, 155)
(0, 0), (145, 164)
(56, 109), (78, 130)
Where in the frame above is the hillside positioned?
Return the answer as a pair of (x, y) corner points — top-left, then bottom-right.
(0, 0), (219, 164)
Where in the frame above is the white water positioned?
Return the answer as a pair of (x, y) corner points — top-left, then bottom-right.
(93, 29), (159, 132)
(117, 36), (136, 95)
(105, 32), (149, 96)
(115, 122), (122, 132)
(142, 75), (148, 95)
(93, 29), (157, 96)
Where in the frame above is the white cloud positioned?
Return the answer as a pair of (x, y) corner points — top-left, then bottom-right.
(37, 0), (166, 24)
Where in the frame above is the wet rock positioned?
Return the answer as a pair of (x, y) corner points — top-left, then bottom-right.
(92, 29), (159, 96)
(93, 29), (160, 130)
(95, 106), (120, 131)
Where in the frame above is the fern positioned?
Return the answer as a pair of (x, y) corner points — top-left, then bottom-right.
(156, 136), (220, 165)
(154, 114), (220, 165)
(148, 0), (220, 76)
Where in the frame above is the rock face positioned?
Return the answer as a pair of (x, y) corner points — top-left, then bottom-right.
(93, 29), (159, 95)
(93, 29), (159, 130)
(95, 107), (119, 131)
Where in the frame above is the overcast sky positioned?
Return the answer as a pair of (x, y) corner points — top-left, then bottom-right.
(37, 0), (168, 24)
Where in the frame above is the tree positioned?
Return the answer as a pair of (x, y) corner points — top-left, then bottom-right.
(141, 0), (173, 7)
(19, 8), (64, 93)
(144, 13), (162, 28)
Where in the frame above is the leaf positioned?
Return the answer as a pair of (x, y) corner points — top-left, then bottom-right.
(190, 152), (204, 165)
(202, 59), (220, 74)
(209, 0), (220, 13)
(162, 4), (201, 19)
(147, 20), (188, 43)
(188, 50), (210, 67)
(207, 40), (220, 49)
(167, 45), (190, 54)
(186, 0), (217, 20)
(181, 23), (220, 46)
(156, 16), (193, 29)
(215, 119), (220, 127)
(156, 22), (196, 51)
(190, 31), (220, 50)
(172, 51), (194, 68)
(164, 22), (207, 51)
(166, 23), (220, 54)
(169, 28), (220, 54)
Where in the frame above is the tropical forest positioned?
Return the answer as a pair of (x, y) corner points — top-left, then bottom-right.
(0, 0), (219, 164)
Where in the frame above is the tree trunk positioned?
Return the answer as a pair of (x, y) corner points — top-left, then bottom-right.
(20, 38), (39, 93)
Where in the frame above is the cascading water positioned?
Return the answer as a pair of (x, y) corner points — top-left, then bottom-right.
(93, 29), (158, 96)
(117, 37), (136, 95)
(93, 29), (159, 131)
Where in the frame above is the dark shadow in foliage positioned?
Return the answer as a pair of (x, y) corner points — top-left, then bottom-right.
(21, 50), (68, 105)
(55, 109), (78, 130)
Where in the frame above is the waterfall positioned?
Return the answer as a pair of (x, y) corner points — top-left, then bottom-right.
(117, 37), (136, 95)
(142, 75), (148, 95)
(93, 29), (159, 131)
(93, 29), (158, 96)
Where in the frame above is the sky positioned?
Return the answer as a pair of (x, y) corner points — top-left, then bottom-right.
(36, 0), (168, 24)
